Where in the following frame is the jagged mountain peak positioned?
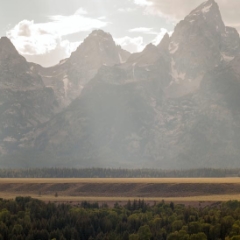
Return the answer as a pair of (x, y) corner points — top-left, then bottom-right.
(0, 36), (22, 59)
(126, 43), (163, 66)
(0, 37), (35, 78)
(157, 33), (170, 48)
(169, 0), (240, 63)
(165, 0), (240, 98)
(41, 29), (129, 106)
(69, 29), (119, 63)
(0, 36), (30, 76)
(144, 43), (157, 51)
(71, 29), (130, 64)
(185, 0), (225, 33)
(88, 29), (112, 39)
(170, 0), (240, 60)
(0, 36), (15, 48)
(80, 29), (115, 48)
(171, 0), (225, 51)
(189, 0), (218, 16)
(157, 33), (170, 58)
(35, 29), (130, 108)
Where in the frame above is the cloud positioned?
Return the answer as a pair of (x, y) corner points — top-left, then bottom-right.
(74, 8), (88, 15)
(115, 36), (145, 53)
(134, 0), (153, 6)
(7, 20), (58, 55)
(46, 10), (108, 36)
(60, 40), (82, 56)
(6, 8), (108, 66)
(24, 40), (81, 67)
(118, 8), (136, 13)
(129, 27), (158, 34)
(133, 0), (240, 30)
(98, 16), (107, 20)
(141, 0), (202, 23)
(115, 28), (172, 53)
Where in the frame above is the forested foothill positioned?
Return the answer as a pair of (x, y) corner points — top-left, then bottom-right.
(0, 168), (239, 178)
(1, 197), (240, 239)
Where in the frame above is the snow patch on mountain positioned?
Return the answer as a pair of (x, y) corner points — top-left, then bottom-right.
(202, 3), (212, 13)
(119, 53), (124, 63)
(63, 76), (69, 97)
(169, 42), (179, 54)
(132, 62), (137, 80)
(221, 53), (235, 62)
(171, 60), (186, 83)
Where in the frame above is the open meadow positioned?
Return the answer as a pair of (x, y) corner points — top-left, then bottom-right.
(0, 178), (240, 204)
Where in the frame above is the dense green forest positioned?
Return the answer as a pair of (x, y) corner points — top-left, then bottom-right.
(0, 168), (239, 178)
(1, 197), (240, 239)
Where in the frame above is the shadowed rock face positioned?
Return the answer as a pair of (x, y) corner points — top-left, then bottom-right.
(166, 0), (240, 98)
(1, 0), (240, 169)
(0, 37), (44, 90)
(0, 37), (58, 154)
(31, 30), (130, 108)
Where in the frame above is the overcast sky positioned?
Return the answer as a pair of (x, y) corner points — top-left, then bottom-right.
(0, 0), (239, 67)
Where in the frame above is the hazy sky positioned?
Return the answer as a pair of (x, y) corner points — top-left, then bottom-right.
(0, 0), (239, 67)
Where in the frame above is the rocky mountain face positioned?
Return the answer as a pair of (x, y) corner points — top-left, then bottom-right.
(1, 0), (240, 169)
(167, 0), (240, 98)
(0, 37), (44, 90)
(32, 30), (130, 108)
(0, 37), (58, 155)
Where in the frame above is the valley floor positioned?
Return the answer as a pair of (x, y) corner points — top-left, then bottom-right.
(0, 178), (240, 204)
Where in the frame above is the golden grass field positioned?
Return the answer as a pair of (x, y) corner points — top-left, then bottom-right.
(1, 177), (240, 184)
(1, 178), (240, 203)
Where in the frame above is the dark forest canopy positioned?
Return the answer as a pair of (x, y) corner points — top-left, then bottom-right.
(1, 197), (240, 239)
(0, 168), (239, 178)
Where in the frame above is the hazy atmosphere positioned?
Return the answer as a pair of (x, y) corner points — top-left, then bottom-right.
(1, 0), (240, 169)
(2, 1), (240, 239)
(1, 0), (240, 66)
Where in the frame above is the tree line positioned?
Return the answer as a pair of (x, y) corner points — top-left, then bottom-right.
(1, 197), (240, 239)
(0, 168), (239, 178)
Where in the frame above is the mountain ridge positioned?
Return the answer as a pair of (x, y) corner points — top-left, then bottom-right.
(29, 29), (131, 108)
(1, 0), (240, 169)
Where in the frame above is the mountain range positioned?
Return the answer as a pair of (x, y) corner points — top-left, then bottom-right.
(1, 0), (240, 169)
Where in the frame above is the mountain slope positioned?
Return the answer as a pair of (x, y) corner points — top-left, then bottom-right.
(2, 0), (240, 169)
(14, 0), (240, 169)
(166, 0), (240, 98)
(33, 30), (130, 108)
(0, 37), (58, 154)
